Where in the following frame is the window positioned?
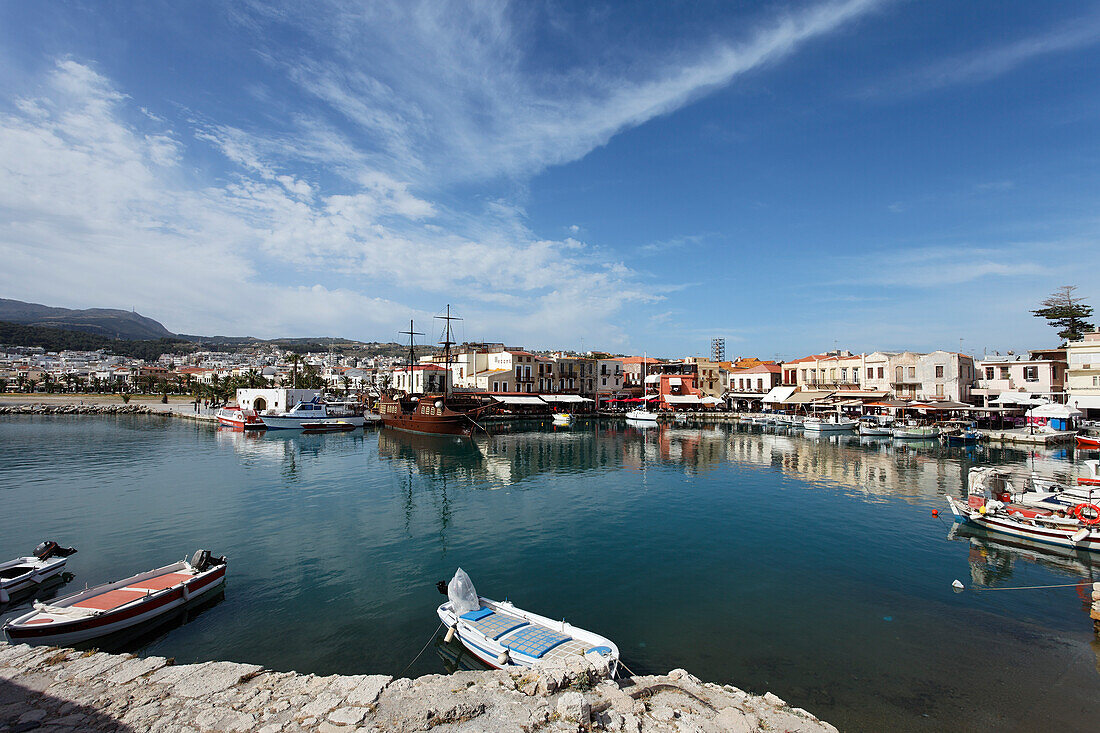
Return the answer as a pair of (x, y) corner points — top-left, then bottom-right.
(936, 383), (944, 397)
(907, 367), (916, 379)
(935, 365), (944, 378)
(999, 367), (1009, 379)
(867, 367), (873, 379)
(841, 368), (848, 382)
(1024, 366), (1038, 382)
(985, 367), (994, 380)
(878, 367), (884, 379)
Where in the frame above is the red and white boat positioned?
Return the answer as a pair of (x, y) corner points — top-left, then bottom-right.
(1077, 435), (1100, 451)
(216, 406), (265, 430)
(3, 550), (226, 646)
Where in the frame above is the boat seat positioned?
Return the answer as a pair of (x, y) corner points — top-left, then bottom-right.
(128, 572), (192, 591)
(500, 624), (571, 658)
(72, 588), (147, 611)
(460, 609), (528, 640)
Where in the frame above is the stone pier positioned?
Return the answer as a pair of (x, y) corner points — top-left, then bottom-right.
(0, 642), (836, 732)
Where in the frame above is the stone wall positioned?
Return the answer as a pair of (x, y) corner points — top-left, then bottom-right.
(0, 404), (154, 415)
(0, 643), (836, 732)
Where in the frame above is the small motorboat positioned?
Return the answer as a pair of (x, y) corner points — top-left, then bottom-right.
(892, 423), (940, 440)
(436, 569), (619, 676)
(215, 406), (265, 430)
(857, 416), (893, 436)
(551, 412), (574, 425)
(1077, 435), (1100, 450)
(1, 541), (77, 604)
(3, 550), (226, 646)
(301, 421), (358, 434)
(939, 420), (982, 445)
(262, 399), (366, 430)
(803, 415), (857, 432)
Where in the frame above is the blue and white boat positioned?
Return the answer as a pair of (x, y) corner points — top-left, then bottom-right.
(436, 569), (619, 676)
(260, 399), (365, 430)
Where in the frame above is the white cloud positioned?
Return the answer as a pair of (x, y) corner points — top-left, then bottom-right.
(0, 0), (886, 347)
(865, 12), (1100, 96)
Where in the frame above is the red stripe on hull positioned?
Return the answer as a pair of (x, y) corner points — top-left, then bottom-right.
(7, 566), (226, 640)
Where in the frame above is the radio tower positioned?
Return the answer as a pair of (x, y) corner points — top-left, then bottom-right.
(711, 338), (725, 362)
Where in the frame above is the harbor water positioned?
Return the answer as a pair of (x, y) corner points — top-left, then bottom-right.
(2, 415), (1098, 731)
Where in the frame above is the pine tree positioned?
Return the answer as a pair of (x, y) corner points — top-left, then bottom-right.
(1031, 285), (1094, 343)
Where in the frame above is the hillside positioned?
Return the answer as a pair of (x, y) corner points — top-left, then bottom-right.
(0, 299), (174, 340)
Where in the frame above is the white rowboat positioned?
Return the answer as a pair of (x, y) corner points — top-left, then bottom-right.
(3, 550), (226, 646)
(0, 542), (77, 605)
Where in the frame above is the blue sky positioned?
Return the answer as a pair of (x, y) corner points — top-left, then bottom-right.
(1, 1), (1098, 359)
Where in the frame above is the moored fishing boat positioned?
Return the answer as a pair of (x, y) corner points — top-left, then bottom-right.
(3, 550), (226, 645)
(551, 412), (574, 425)
(0, 541), (77, 605)
(435, 569), (619, 676)
(804, 415), (857, 432)
(947, 494), (1100, 552)
(857, 416), (893, 436)
(215, 405), (265, 430)
(892, 423), (940, 439)
(1078, 435), (1100, 450)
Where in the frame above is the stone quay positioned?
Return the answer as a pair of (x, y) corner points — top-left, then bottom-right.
(0, 642), (836, 732)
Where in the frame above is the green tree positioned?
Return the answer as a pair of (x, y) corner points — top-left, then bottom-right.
(1032, 285), (1095, 343)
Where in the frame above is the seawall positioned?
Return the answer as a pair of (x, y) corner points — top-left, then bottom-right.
(0, 642), (836, 732)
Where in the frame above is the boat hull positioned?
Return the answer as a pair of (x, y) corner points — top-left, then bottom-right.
(4, 565), (226, 645)
(0, 557), (70, 604)
(1077, 436), (1100, 449)
(381, 414), (474, 435)
(263, 415), (365, 430)
(947, 497), (1100, 553)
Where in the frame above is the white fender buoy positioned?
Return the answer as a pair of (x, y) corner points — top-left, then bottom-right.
(182, 583), (191, 601)
(951, 579), (964, 592)
(445, 626), (456, 643)
(496, 651), (509, 666)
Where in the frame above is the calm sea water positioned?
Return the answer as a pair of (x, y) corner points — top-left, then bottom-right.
(2, 416), (1098, 731)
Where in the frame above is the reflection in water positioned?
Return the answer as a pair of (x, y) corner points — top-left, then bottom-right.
(78, 589), (227, 654)
(0, 572), (75, 612)
(947, 522), (1100, 586)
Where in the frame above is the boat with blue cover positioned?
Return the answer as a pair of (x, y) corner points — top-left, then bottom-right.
(436, 569), (619, 676)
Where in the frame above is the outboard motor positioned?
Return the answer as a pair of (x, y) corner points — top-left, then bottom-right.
(436, 580), (448, 595)
(189, 549), (226, 573)
(34, 541), (77, 560)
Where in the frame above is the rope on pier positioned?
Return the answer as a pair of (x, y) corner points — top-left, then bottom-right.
(400, 621), (444, 677)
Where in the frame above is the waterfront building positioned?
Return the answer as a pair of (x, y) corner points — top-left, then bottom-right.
(785, 351), (865, 390)
(596, 358), (624, 403)
(475, 368), (514, 393)
(861, 351), (922, 398)
(389, 364), (451, 394)
(235, 388), (322, 413)
(915, 351), (975, 403)
(1066, 331), (1100, 417)
(682, 357), (723, 398)
(621, 356), (663, 394)
(972, 349), (1067, 407)
(551, 354), (596, 397)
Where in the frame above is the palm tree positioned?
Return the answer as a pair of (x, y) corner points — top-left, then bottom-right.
(290, 354), (301, 389)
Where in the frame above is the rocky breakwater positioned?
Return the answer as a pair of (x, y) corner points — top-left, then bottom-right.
(0, 642), (837, 732)
(0, 403), (154, 416)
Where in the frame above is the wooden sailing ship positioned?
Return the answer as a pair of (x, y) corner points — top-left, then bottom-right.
(378, 306), (494, 436)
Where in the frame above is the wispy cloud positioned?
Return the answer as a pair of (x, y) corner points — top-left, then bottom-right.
(245, 0), (886, 184)
(865, 11), (1100, 96)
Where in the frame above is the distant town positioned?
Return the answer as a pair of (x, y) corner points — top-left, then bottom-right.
(3, 331), (1099, 419)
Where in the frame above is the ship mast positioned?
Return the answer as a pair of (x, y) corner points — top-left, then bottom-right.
(435, 304), (461, 397)
(399, 320), (423, 394)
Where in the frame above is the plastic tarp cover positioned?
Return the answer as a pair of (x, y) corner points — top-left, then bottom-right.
(448, 567), (480, 616)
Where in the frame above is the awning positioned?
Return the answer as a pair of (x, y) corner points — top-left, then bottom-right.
(1027, 402), (1082, 418)
(540, 395), (593, 403)
(783, 390), (834, 404)
(991, 393), (1046, 406)
(492, 395), (546, 405)
(644, 375), (660, 384)
(700, 396), (722, 405)
(727, 392), (766, 399)
(665, 394), (702, 404)
(762, 386), (796, 404)
(1070, 395), (1100, 410)
(832, 390), (890, 400)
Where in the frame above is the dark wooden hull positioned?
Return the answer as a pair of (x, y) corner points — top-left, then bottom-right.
(381, 412), (474, 435)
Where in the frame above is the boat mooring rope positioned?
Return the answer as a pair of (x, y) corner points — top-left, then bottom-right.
(976, 582), (1091, 592)
(617, 659), (638, 679)
(400, 621), (444, 677)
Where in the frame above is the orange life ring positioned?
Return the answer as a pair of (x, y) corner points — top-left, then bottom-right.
(1073, 503), (1100, 525)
